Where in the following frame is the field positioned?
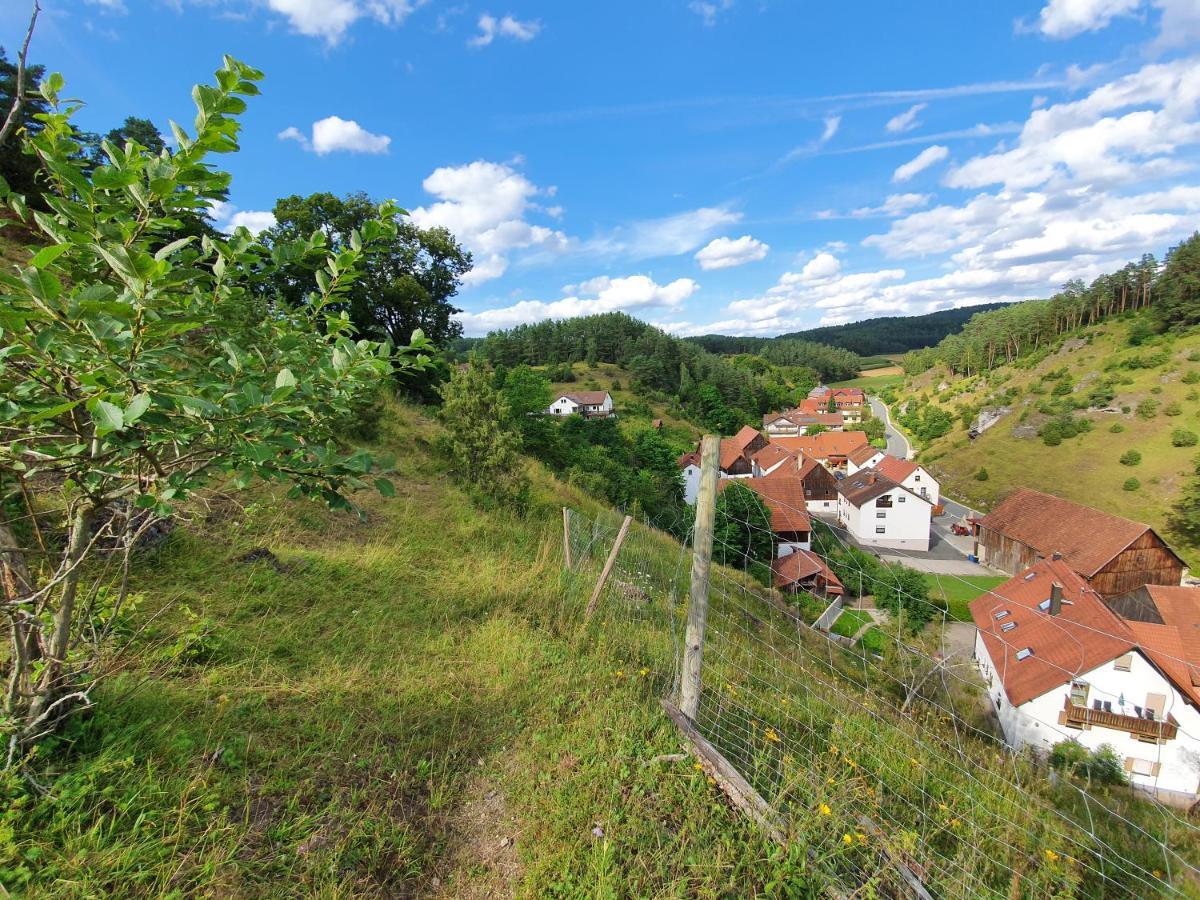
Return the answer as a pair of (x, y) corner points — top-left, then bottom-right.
(829, 372), (905, 392)
(829, 607), (873, 638)
(923, 574), (1008, 622)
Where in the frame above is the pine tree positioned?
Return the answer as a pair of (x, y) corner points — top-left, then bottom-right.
(438, 363), (528, 508)
(1169, 455), (1200, 548)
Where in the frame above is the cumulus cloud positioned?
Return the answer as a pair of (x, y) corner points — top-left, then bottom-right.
(598, 207), (743, 259)
(1037, 0), (1141, 38)
(892, 145), (950, 182)
(278, 116), (391, 155)
(409, 160), (569, 285)
(264, 0), (424, 44)
(886, 103), (927, 134)
(456, 275), (699, 334)
(468, 13), (540, 47)
(694, 235), (770, 270)
(209, 201), (276, 235)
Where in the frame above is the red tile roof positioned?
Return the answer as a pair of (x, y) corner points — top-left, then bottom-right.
(798, 398), (823, 414)
(751, 444), (795, 472)
(875, 455), (919, 483)
(719, 440), (750, 472)
(769, 431), (868, 460)
(719, 477), (812, 535)
(771, 549), (844, 593)
(677, 451), (700, 469)
(560, 391), (611, 405)
(979, 487), (1180, 578)
(1118, 586), (1200, 706)
(970, 559), (1135, 707)
(731, 425), (764, 451)
(847, 443), (883, 466)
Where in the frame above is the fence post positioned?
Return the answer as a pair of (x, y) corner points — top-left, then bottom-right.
(562, 507), (573, 571)
(583, 515), (633, 622)
(680, 434), (719, 721)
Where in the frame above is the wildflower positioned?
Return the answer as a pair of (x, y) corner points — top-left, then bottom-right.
(829, 745), (840, 755)
(1045, 850), (1060, 863)
(639, 667), (649, 677)
(818, 803), (832, 816)
(938, 803), (948, 813)
(950, 818), (961, 828)
(842, 834), (853, 845)
(693, 762), (705, 771)
(845, 758), (857, 769)
(614, 670), (624, 678)
(856, 833), (868, 844)
(1153, 869), (1163, 878)
(826, 777), (835, 784)
(764, 727), (781, 744)
(909, 757), (920, 767)
(707, 777), (716, 786)
(781, 696), (790, 705)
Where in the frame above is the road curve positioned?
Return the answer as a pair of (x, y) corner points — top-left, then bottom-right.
(868, 396), (912, 460)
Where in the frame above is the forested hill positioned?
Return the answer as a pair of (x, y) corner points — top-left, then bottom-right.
(690, 303), (1011, 357)
(476, 312), (860, 433)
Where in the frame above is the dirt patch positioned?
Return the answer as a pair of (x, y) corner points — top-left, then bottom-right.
(432, 772), (522, 899)
(859, 365), (904, 377)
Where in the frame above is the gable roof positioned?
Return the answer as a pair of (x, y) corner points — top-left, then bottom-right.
(837, 471), (903, 506)
(719, 440), (751, 472)
(751, 443), (796, 472)
(559, 391), (611, 405)
(1109, 585), (1200, 705)
(847, 443), (883, 466)
(731, 425), (764, 451)
(970, 559), (1136, 707)
(978, 487), (1181, 578)
(798, 398), (823, 414)
(719, 477), (812, 535)
(771, 549), (844, 593)
(677, 451), (701, 469)
(769, 431), (868, 460)
(875, 455), (919, 483)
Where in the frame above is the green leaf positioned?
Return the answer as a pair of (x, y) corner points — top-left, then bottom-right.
(30, 244), (69, 269)
(29, 398), (84, 423)
(275, 368), (297, 390)
(20, 268), (62, 302)
(374, 478), (396, 498)
(154, 236), (195, 261)
(88, 399), (124, 436)
(124, 393), (152, 423)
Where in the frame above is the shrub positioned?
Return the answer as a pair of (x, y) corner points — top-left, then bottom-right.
(1049, 741), (1127, 786)
(1136, 399), (1159, 419)
(1165, 402), (1183, 416)
(1109, 422), (1125, 433)
(1173, 429), (1199, 448)
(1151, 385), (1164, 395)
(1183, 370), (1200, 384)
(1120, 450), (1142, 466)
(1123, 477), (1141, 491)
(975, 468), (989, 481)
(1189, 390), (1200, 402)
(1190, 350), (1200, 362)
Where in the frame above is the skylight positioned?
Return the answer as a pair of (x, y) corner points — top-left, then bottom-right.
(994, 610), (1010, 620)
(1001, 622), (1017, 633)
(1016, 648), (1034, 661)
(1038, 599), (1051, 611)
(1023, 572), (1037, 582)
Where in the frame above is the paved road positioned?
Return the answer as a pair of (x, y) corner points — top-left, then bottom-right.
(868, 397), (911, 460)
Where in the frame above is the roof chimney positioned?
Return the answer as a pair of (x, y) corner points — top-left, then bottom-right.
(1049, 582), (1063, 617)
(1051, 551), (1063, 561)
(866, 473), (876, 484)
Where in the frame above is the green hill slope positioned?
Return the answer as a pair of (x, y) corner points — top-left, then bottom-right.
(891, 313), (1199, 561)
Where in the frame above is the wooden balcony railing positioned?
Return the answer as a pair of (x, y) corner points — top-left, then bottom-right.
(1059, 697), (1178, 741)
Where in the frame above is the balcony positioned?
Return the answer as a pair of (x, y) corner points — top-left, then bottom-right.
(1059, 697), (1178, 741)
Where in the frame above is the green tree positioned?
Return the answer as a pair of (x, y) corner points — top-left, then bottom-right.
(437, 363), (528, 508)
(0, 58), (431, 762)
(872, 563), (943, 632)
(0, 46), (49, 202)
(1120, 450), (1142, 466)
(265, 191), (471, 352)
(1157, 232), (1200, 327)
(1169, 456), (1200, 547)
(713, 484), (773, 571)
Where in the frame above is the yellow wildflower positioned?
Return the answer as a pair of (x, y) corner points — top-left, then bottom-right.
(1045, 850), (1060, 863)
(818, 803), (832, 816)
(614, 670), (624, 678)
(909, 757), (920, 767)
(951, 818), (961, 828)
(938, 803), (948, 812)
(707, 776), (716, 786)
(1153, 869), (1163, 878)
(856, 833), (868, 844)
(842, 834), (853, 845)
(829, 745), (840, 755)
(639, 667), (649, 677)
(693, 762), (705, 771)
(826, 777), (835, 784)
(764, 727), (781, 744)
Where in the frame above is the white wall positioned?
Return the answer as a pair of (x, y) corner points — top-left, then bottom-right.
(682, 464), (701, 505)
(807, 498), (837, 515)
(900, 467), (940, 506)
(975, 634), (1200, 798)
(846, 450), (884, 476)
(838, 487), (930, 551)
(547, 396), (579, 415)
(752, 457), (791, 478)
(777, 538), (812, 556)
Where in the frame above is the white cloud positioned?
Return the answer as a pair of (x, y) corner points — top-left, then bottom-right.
(409, 160), (568, 285)
(263, 0), (424, 44)
(603, 207), (742, 259)
(886, 103), (927, 133)
(818, 193), (932, 219)
(209, 201), (276, 235)
(1154, 0), (1200, 50)
(694, 235), (770, 270)
(1037, 0), (1141, 38)
(689, 0), (734, 26)
(892, 145), (950, 182)
(279, 116), (391, 155)
(820, 115), (841, 143)
(468, 13), (541, 47)
(457, 274), (699, 334)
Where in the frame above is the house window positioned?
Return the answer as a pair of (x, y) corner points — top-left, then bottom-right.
(876, 496), (893, 508)
(920, 488), (928, 498)
(1114, 653), (1133, 672)
(1069, 681), (1089, 707)
(875, 526), (886, 534)
(914, 474), (921, 481)
(876, 511), (887, 519)
(1127, 758), (1158, 777)
(1000, 621), (1017, 633)
(1144, 693), (1166, 720)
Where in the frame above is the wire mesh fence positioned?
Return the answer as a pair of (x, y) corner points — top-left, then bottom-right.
(555, 501), (1199, 898)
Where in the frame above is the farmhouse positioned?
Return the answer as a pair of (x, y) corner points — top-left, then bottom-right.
(761, 453), (839, 515)
(545, 391), (614, 418)
(678, 451), (702, 505)
(771, 549), (844, 598)
(971, 561), (1200, 802)
(845, 442), (885, 475)
(679, 426), (769, 501)
(750, 443), (796, 478)
(836, 470), (932, 552)
(808, 386), (865, 423)
(974, 488), (1185, 597)
(769, 431), (869, 470)
(762, 410), (845, 436)
(721, 477), (813, 555)
(874, 455), (940, 505)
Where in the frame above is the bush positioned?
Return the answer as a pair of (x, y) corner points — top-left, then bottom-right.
(1183, 370), (1200, 384)
(1048, 741), (1126, 786)
(1109, 422), (1125, 433)
(1165, 401), (1183, 416)
(1120, 450), (1142, 466)
(1173, 429), (1199, 448)
(1151, 385), (1164, 395)
(1136, 399), (1159, 419)
(1123, 477), (1141, 491)
(974, 468), (990, 482)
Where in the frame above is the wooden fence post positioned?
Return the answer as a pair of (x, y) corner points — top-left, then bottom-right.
(680, 434), (719, 721)
(562, 507), (573, 571)
(583, 515), (632, 622)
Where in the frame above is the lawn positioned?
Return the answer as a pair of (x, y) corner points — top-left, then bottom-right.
(924, 573), (1008, 621)
(830, 607), (873, 638)
(829, 373), (905, 392)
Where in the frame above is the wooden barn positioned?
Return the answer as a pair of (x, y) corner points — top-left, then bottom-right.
(974, 488), (1185, 597)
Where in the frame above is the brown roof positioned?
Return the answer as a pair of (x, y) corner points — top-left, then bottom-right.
(677, 451), (700, 469)
(798, 398), (823, 414)
(832, 388), (865, 400)
(719, 440), (750, 472)
(875, 455), (919, 483)
(847, 443), (883, 466)
(771, 549), (844, 593)
(769, 431), (868, 460)
(561, 390), (610, 405)
(970, 559), (1136, 707)
(836, 471), (904, 506)
(978, 488), (1180, 578)
(731, 425), (764, 451)
(1113, 586), (1200, 706)
(751, 444), (795, 472)
(719, 477), (812, 535)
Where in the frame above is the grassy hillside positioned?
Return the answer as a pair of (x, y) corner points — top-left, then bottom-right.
(893, 314), (1199, 561)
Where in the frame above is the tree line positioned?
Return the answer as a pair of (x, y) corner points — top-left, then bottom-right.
(902, 236), (1200, 376)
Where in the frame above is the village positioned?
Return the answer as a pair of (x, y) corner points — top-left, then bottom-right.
(543, 382), (1200, 807)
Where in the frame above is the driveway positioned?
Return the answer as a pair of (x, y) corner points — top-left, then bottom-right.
(868, 397), (911, 460)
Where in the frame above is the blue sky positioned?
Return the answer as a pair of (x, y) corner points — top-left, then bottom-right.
(4, 0), (1200, 337)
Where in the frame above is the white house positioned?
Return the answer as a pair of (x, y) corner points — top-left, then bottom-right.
(836, 470), (931, 552)
(845, 443), (885, 475)
(874, 455), (940, 505)
(763, 411), (845, 436)
(750, 444), (796, 478)
(971, 566), (1200, 804)
(546, 391), (614, 417)
(679, 451), (702, 505)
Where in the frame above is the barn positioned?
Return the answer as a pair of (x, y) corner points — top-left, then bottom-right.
(974, 488), (1185, 597)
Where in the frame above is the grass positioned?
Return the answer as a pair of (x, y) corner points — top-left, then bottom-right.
(858, 627), (887, 655)
(923, 574), (1008, 622)
(828, 373), (905, 391)
(829, 608), (873, 638)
